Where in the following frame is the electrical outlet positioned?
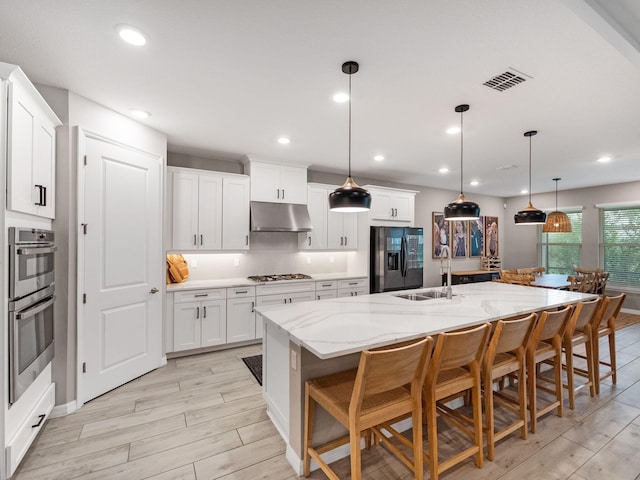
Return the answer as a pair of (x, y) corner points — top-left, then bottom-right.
(190, 257), (198, 268)
(329, 256), (335, 264)
(290, 350), (297, 370)
(306, 256), (311, 264)
(233, 258), (240, 267)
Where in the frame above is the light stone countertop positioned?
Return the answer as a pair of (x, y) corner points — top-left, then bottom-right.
(256, 282), (596, 359)
(165, 273), (368, 292)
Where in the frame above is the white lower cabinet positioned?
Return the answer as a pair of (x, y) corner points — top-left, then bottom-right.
(315, 280), (338, 300)
(226, 286), (257, 342)
(173, 289), (227, 352)
(337, 278), (369, 298)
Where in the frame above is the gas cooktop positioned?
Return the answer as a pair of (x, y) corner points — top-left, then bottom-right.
(248, 273), (312, 282)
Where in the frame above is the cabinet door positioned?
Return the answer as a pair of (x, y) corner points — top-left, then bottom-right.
(392, 193), (413, 222)
(173, 301), (201, 351)
(201, 299), (227, 347)
(32, 117), (56, 218)
(327, 209), (345, 249)
(250, 162), (281, 202)
(227, 297), (256, 342)
(280, 165), (307, 204)
(316, 290), (337, 300)
(300, 186), (328, 250)
(171, 172), (199, 249)
(341, 213), (358, 249)
(223, 176), (250, 250)
(198, 175), (223, 250)
(289, 292), (317, 304)
(370, 190), (393, 220)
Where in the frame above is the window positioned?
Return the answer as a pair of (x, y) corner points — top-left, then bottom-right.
(538, 210), (582, 274)
(600, 207), (640, 288)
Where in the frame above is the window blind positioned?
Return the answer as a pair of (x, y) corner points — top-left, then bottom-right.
(538, 210), (582, 274)
(600, 207), (640, 287)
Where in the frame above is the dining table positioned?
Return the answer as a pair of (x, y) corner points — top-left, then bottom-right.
(530, 273), (571, 289)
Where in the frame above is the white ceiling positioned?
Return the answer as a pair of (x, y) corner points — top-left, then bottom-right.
(1, 0), (639, 197)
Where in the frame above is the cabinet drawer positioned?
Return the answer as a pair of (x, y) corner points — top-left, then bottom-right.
(256, 291), (316, 306)
(315, 280), (337, 291)
(337, 278), (368, 289)
(174, 288), (226, 303)
(256, 281), (314, 296)
(227, 286), (256, 298)
(6, 383), (55, 477)
(337, 287), (369, 298)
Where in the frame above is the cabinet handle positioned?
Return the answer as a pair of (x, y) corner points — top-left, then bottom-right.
(235, 290), (248, 294)
(289, 297), (292, 303)
(251, 301), (255, 312)
(308, 237), (311, 246)
(196, 307), (200, 319)
(277, 189), (280, 199)
(203, 306), (207, 318)
(43, 186), (47, 206)
(150, 287), (159, 294)
(340, 237), (344, 246)
(200, 234), (203, 245)
(282, 189), (285, 199)
(344, 236), (348, 246)
(322, 283), (332, 287)
(283, 298), (287, 304)
(317, 295), (320, 300)
(354, 291), (358, 296)
(349, 282), (358, 285)
(195, 293), (209, 297)
(193, 234), (197, 246)
(32, 414), (46, 428)
(34, 185), (45, 206)
(245, 235), (249, 246)
(350, 292), (354, 296)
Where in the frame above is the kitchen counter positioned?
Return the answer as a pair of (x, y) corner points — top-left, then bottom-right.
(165, 272), (367, 291)
(256, 282), (596, 475)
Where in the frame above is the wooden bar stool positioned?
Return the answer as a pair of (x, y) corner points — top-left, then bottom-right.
(423, 323), (491, 480)
(482, 313), (536, 460)
(526, 305), (572, 433)
(562, 298), (602, 409)
(592, 293), (626, 394)
(303, 336), (434, 480)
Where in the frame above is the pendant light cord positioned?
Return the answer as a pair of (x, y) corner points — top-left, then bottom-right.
(554, 177), (560, 210)
(459, 109), (464, 195)
(528, 134), (532, 204)
(348, 70), (352, 178)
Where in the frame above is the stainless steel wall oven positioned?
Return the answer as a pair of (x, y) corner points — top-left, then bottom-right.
(8, 227), (56, 404)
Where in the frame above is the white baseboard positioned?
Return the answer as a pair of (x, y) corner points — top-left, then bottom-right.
(49, 400), (78, 418)
(621, 308), (640, 315)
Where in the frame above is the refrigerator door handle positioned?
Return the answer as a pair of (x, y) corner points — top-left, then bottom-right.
(400, 236), (407, 277)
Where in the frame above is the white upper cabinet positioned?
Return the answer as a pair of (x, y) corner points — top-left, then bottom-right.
(2, 63), (61, 219)
(222, 175), (250, 250)
(243, 157), (308, 204)
(300, 183), (358, 250)
(169, 167), (250, 251)
(364, 185), (417, 225)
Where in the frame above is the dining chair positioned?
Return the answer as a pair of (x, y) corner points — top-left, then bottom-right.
(482, 313), (536, 460)
(592, 293), (626, 394)
(423, 323), (491, 480)
(567, 273), (598, 294)
(562, 298), (602, 409)
(595, 272), (610, 296)
(303, 336), (434, 480)
(526, 305), (572, 433)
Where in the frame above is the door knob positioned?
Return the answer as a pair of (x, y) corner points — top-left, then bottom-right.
(150, 287), (159, 294)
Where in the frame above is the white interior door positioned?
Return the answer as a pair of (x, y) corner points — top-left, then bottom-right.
(79, 133), (163, 403)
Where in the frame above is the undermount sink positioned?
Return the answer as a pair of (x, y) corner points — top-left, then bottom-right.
(394, 290), (455, 301)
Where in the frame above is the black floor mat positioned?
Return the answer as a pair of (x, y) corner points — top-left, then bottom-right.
(242, 355), (263, 386)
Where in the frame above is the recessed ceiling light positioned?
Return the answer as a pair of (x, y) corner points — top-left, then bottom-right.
(129, 108), (151, 119)
(374, 155), (384, 161)
(117, 25), (147, 46)
(446, 126), (460, 135)
(439, 167), (449, 174)
(333, 92), (349, 103)
(521, 189), (528, 195)
(470, 180), (479, 186)
(277, 136), (290, 145)
(597, 156), (612, 163)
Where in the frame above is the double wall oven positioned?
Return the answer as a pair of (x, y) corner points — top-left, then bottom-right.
(8, 227), (56, 404)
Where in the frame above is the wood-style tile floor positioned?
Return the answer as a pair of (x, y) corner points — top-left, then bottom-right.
(13, 323), (640, 480)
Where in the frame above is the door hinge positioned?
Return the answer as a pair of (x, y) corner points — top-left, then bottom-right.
(83, 155), (87, 166)
(82, 362), (87, 373)
(82, 223), (87, 235)
(83, 293), (87, 304)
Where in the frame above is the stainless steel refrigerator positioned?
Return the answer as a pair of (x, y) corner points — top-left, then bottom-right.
(370, 226), (424, 293)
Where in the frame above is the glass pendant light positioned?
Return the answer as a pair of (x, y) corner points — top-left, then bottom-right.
(543, 178), (572, 232)
(444, 104), (480, 220)
(328, 61), (371, 212)
(514, 130), (546, 225)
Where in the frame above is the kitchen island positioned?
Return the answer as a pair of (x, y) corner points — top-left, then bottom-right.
(256, 281), (595, 474)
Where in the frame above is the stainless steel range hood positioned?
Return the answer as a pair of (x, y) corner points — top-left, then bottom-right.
(250, 201), (313, 232)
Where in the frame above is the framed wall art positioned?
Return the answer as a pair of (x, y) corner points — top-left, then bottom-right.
(469, 216), (484, 257)
(432, 212), (450, 258)
(484, 216), (499, 256)
(451, 219), (467, 258)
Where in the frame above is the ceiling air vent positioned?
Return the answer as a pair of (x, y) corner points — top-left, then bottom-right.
(483, 70), (528, 92)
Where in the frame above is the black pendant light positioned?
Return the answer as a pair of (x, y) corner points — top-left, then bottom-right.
(329, 61), (371, 212)
(543, 178), (572, 232)
(514, 130), (547, 225)
(444, 104), (480, 220)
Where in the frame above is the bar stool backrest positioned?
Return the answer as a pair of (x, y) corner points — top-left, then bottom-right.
(593, 293), (626, 331)
(567, 298), (602, 334)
